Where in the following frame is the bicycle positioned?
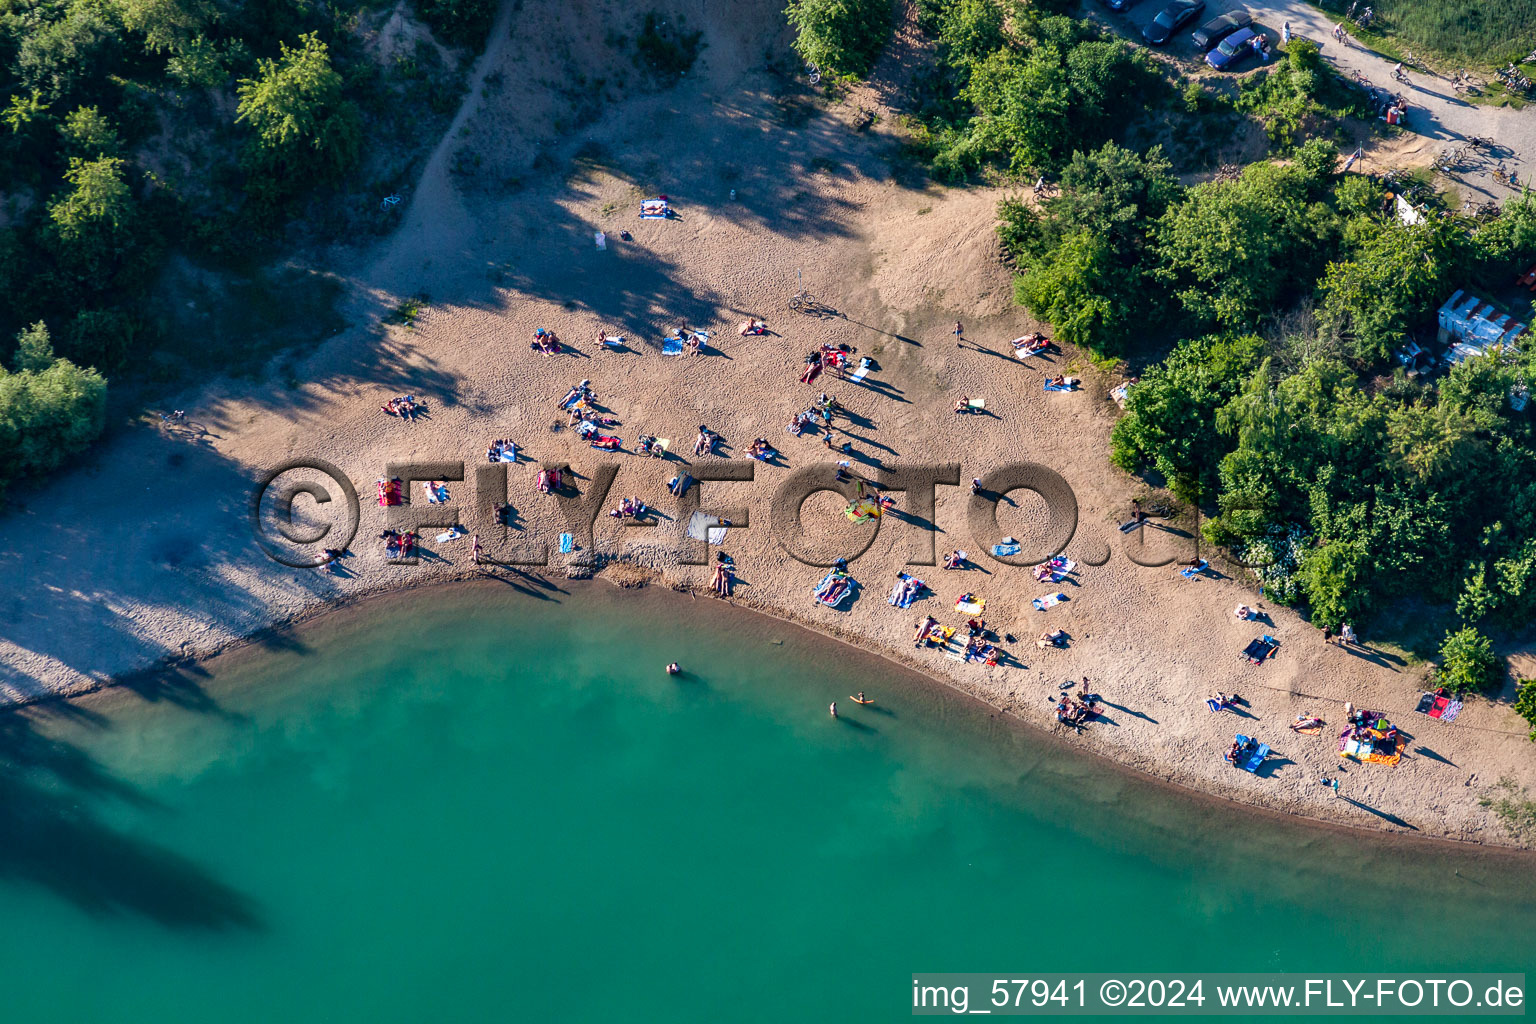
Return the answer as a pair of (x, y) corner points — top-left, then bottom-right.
(380, 193), (402, 212)
(805, 62), (820, 86)
(1468, 135), (1493, 150)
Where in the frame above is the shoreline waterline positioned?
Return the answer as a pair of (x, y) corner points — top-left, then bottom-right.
(26, 573), (1536, 860)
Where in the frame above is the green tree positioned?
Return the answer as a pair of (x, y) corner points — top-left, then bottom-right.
(1013, 230), (1126, 350)
(1513, 679), (1536, 742)
(13, 321), (55, 373)
(1319, 217), (1468, 363)
(785, 0), (894, 80)
(1437, 625), (1500, 695)
(1155, 162), (1337, 330)
(1110, 333), (1263, 501)
(961, 47), (1071, 174)
(167, 35), (231, 88)
(114, 0), (215, 53)
(1297, 539), (1368, 625)
(48, 156), (132, 242)
(938, 0), (1004, 68)
(59, 105), (121, 158)
(2, 90), (50, 136)
(0, 327), (108, 491)
(235, 33), (361, 181)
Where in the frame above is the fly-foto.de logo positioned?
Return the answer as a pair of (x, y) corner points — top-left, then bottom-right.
(251, 457), (1248, 572)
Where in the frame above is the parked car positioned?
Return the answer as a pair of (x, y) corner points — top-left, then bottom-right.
(1191, 9), (1253, 50)
(1206, 26), (1260, 69)
(1142, 0), (1206, 45)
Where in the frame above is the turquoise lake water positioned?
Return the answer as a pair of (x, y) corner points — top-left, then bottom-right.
(2, 582), (1530, 1022)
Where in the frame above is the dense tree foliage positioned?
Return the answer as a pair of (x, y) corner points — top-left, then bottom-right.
(899, 1), (1159, 182)
(1438, 626), (1501, 694)
(785, 0), (894, 80)
(0, 323), (107, 493)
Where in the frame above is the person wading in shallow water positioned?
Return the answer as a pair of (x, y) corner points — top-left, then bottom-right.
(829, 701), (837, 719)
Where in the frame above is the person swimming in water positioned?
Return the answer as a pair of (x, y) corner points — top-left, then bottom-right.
(829, 702), (838, 718)
(666, 663), (680, 675)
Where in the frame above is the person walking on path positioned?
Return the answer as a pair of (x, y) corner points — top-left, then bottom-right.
(953, 321), (964, 346)
(1282, 21), (1291, 45)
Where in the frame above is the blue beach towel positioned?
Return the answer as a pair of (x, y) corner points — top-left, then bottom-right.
(1043, 382), (1075, 393)
(661, 338), (684, 356)
(991, 542), (1021, 557)
(1180, 559), (1208, 579)
(559, 533), (574, 554)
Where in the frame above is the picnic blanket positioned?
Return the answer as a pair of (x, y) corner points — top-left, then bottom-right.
(1032, 592), (1067, 611)
(1342, 735), (1403, 765)
(661, 338), (684, 356)
(956, 596), (985, 615)
(1180, 559), (1209, 579)
(1242, 635), (1279, 664)
(686, 512), (727, 544)
(991, 542), (1021, 557)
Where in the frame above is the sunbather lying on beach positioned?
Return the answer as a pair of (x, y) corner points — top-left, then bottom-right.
(739, 319), (767, 336)
(1037, 629), (1067, 649)
(1290, 715), (1324, 731)
(747, 438), (776, 461)
(913, 615), (938, 646)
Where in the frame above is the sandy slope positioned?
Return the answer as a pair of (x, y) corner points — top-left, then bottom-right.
(3, 0), (1534, 846)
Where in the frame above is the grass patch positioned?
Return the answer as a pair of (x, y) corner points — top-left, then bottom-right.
(1310, 0), (1536, 68)
(386, 295), (429, 328)
(1479, 777), (1536, 839)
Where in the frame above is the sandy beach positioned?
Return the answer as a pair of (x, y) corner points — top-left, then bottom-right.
(4, 0), (1535, 846)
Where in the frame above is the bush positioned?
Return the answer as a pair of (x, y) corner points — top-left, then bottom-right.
(785, 0), (894, 80)
(1437, 626), (1500, 695)
(1514, 679), (1536, 742)
(413, 0), (498, 49)
(235, 33), (361, 186)
(0, 323), (108, 492)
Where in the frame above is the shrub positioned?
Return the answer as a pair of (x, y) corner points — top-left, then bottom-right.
(235, 33), (361, 185)
(1515, 679), (1536, 742)
(785, 0), (894, 80)
(1437, 626), (1499, 695)
(413, 0), (498, 48)
(0, 323), (108, 493)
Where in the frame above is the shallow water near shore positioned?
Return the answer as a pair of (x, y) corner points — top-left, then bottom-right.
(3, 582), (1531, 1021)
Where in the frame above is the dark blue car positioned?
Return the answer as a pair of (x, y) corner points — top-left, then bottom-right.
(1206, 26), (1259, 70)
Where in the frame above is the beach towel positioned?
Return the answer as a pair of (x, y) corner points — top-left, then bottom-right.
(1180, 559), (1209, 579)
(594, 230), (606, 250)
(668, 474), (694, 497)
(813, 570), (855, 608)
(640, 198), (669, 218)
(849, 364), (870, 383)
(967, 398), (986, 411)
(602, 335), (625, 349)
(1032, 592), (1067, 611)
(661, 338), (684, 356)
(1205, 698), (1223, 713)
(1043, 381), (1077, 393)
(685, 512), (717, 541)
(1013, 340), (1043, 359)
(991, 542), (1021, 557)
(1118, 519), (1142, 532)
(887, 574), (926, 609)
(1292, 723), (1324, 735)
(1441, 699), (1464, 723)
(436, 527), (465, 543)
(956, 596), (985, 615)
(559, 533), (574, 554)
(1037, 557), (1076, 583)
(1234, 736), (1269, 773)
(654, 438), (671, 455)
(1415, 693), (1438, 717)
(1242, 636), (1279, 664)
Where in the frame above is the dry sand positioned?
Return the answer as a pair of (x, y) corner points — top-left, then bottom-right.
(3, 0), (1534, 846)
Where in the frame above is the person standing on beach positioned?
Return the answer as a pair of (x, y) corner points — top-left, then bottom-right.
(953, 321), (964, 344)
(1323, 626), (1333, 646)
(472, 533), (483, 563)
